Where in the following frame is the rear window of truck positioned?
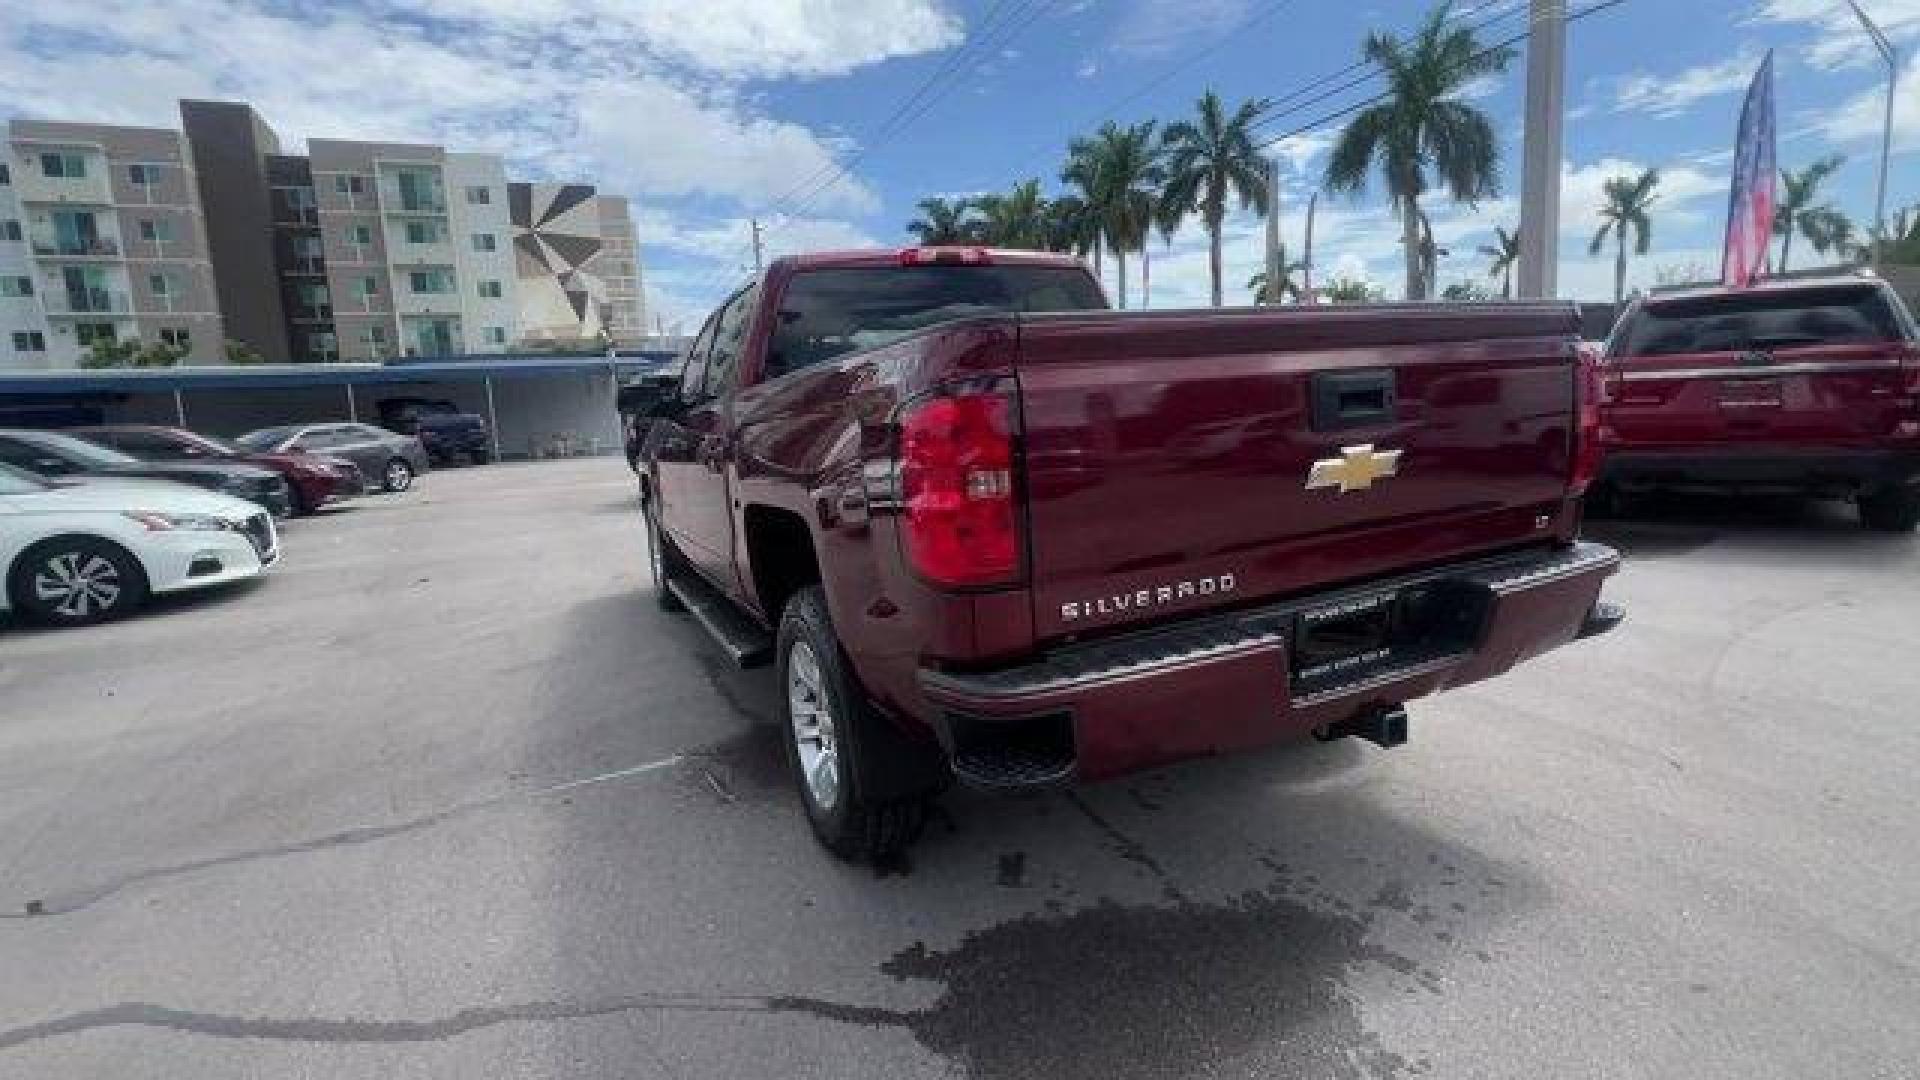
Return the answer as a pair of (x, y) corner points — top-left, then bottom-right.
(767, 265), (1106, 377)
(1614, 283), (1910, 357)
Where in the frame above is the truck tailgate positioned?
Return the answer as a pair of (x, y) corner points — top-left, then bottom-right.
(1606, 341), (1912, 449)
(1014, 305), (1580, 643)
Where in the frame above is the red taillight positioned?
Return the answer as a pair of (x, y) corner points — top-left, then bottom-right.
(898, 246), (992, 266)
(1570, 345), (1605, 498)
(898, 391), (1020, 587)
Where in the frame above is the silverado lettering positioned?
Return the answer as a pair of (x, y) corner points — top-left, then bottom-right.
(635, 246), (1624, 864)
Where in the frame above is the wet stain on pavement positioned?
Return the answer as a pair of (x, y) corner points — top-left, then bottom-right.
(689, 722), (790, 798)
(874, 887), (1423, 1080)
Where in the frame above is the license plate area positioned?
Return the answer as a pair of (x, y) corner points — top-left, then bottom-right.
(1717, 377), (1783, 409)
(1291, 581), (1490, 693)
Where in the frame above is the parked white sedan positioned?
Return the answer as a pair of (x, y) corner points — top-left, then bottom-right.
(1, 464), (279, 626)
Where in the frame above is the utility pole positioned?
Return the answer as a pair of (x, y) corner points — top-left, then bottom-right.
(1517, 0), (1566, 298)
(750, 217), (764, 272)
(1844, 0), (1898, 265)
(1263, 157), (1282, 304)
(1302, 190), (1319, 302)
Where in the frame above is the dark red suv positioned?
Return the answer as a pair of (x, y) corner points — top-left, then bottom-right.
(1598, 275), (1920, 530)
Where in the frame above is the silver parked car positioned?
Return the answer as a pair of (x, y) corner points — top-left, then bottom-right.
(235, 423), (430, 493)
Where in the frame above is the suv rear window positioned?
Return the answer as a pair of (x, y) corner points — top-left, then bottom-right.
(767, 265), (1106, 377)
(1615, 283), (1910, 357)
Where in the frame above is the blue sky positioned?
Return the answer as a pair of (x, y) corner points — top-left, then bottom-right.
(3, 0), (1915, 329)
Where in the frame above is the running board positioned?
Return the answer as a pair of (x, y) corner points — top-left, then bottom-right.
(665, 573), (774, 668)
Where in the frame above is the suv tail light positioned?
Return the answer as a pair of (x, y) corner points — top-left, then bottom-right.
(898, 389), (1020, 587)
(898, 246), (992, 266)
(1570, 344), (1605, 498)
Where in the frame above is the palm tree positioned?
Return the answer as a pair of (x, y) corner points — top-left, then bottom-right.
(1411, 207), (1448, 298)
(1589, 168), (1659, 305)
(1064, 120), (1164, 309)
(1477, 224), (1519, 299)
(1158, 90), (1273, 306)
(1800, 207), (1859, 266)
(1060, 145), (1106, 283)
(907, 197), (977, 245)
(973, 179), (1049, 248)
(1247, 242), (1305, 303)
(1323, 3), (1514, 300)
(1773, 154), (1844, 273)
(1044, 194), (1098, 258)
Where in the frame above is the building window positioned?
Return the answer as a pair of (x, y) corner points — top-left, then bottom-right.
(360, 325), (392, 358)
(75, 322), (116, 346)
(465, 185), (491, 205)
(483, 326), (506, 345)
(0, 276), (31, 297)
(477, 279), (502, 298)
(160, 327), (191, 351)
(137, 218), (176, 243)
(0, 220), (20, 242)
(0, 162), (10, 184)
(471, 232), (496, 252)
(148, 272), (171, 296)
(40, 152), (87, 179)
(358, 275), (380, 299)
(12, 331), (45, 352)
(408, 269), (454, 294)
(334, 174), (366, 195)
(128, 163), (155, 185)
(404, 219), (447, 245)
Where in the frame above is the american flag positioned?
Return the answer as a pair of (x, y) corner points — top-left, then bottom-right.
(1722, 51), (1776, 288)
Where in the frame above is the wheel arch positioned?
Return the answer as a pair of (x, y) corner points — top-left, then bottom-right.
(6, 531), (152, 605)
(742, 502), (821, 623)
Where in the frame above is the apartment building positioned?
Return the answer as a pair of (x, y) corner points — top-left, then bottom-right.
(0, 120), (223, 369)
(1, 99), (648, 369)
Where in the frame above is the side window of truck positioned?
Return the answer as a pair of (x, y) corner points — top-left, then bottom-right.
(677, 315), (720, 404)
(703, 282), (759, 397)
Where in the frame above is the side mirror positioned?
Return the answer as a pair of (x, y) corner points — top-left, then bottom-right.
(618, 373), (681, 417)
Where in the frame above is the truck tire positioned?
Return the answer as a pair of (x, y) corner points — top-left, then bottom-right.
(643, 498), (685, 611)
(776, 585), (928, 863)
(1859, 486), (1920, 532)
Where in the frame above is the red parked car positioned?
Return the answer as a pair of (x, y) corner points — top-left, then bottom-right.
(634, 247), (1621, 861)
(1598, 275), (1920, 530)
(70, 425), (366, 516)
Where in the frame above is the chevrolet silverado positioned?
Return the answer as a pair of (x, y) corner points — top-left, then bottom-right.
(635, 247), (1622, 860)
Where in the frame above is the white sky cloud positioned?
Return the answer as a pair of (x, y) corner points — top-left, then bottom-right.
(1108, 0), (1257, 56)
(1746, 0), (1920, 71)
(1613, 49), (1765, 118)
(0, 0), (949, 218)
(1818, 51), (1920, 152)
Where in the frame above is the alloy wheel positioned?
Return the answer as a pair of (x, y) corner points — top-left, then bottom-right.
(33, 551), (123, 620)
(786, 640), (841, 812)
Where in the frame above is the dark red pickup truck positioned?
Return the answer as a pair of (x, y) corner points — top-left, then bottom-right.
(1597, 275), (1920, 529)
(637, 247), (1621, 860)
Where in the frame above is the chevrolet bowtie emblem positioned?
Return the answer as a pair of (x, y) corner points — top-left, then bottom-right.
(1305, 444), (1402, 493)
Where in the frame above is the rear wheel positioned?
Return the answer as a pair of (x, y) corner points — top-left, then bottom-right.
(777, 585), (928, 863)
(8, 537), (149, 627)
(1859, 486), (1920, 532)
(381, 458), (414, 492)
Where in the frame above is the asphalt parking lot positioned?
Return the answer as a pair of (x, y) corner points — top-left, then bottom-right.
(2, 459), (1917, 1079)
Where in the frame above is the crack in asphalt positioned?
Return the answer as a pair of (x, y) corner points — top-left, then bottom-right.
(0, 994), (915, 1051)
(1, 755), (684, 920)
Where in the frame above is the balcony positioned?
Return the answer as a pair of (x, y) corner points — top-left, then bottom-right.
(32, 237), (121, 260)
(44, 289), (130, 316)
(390, 239), (455, 267)
(283, 256), (327, 275)
(275, 206), (320, 226)
(289, 303), (335, 322)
